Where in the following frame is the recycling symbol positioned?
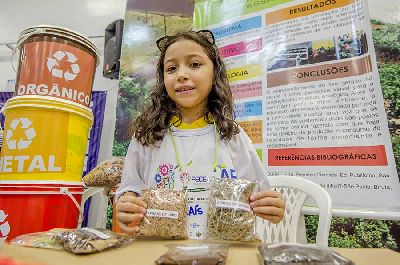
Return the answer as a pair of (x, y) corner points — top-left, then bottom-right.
(47, 50), (80, 81)
(0, 210), (10, 241)
(6, 117), (36, 150)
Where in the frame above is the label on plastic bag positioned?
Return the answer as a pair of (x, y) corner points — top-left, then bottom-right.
(215, 199), (251, 212)
(176, 245), (209, 251)
(176, 245), (210, 256)
(81, 227), (110, 239)
(147, 209), (179, 219)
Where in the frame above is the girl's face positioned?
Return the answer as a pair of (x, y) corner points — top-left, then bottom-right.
(163, 39), (214, 118)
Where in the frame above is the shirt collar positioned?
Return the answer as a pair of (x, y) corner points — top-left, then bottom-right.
(170, 115), (213, 129)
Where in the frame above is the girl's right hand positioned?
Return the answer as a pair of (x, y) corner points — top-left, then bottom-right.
(116, 191), (147, 234)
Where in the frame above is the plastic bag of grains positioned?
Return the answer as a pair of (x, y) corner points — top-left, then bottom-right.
(206, 178), (261, 242)
(258, 243), (355, 265)
(54, 228), (134, 254)
(139, 188), (188, 239)
(156, 243), (229, 265)
(83, 158), (124, 187)
(10, 229), (66, 250)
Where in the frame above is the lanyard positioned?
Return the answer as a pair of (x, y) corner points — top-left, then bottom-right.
(168, 121), (219, 174)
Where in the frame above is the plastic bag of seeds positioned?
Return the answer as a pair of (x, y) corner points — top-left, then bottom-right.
(140, 188), (188, 239)
(206, 178), (261, 242)
(156, 243), (229, 265)
(10, 229), (66, 250)
(83, 158), (124, 187)
(258, 243), (355, 265)
(54, 228), (134, 254)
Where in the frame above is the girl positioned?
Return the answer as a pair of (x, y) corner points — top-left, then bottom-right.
(116, 30), (285, 239)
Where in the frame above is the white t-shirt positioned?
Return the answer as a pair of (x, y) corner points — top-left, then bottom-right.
(117, 124), (270, 239)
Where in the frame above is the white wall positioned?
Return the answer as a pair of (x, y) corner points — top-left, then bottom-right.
(0, 59), (16, 89)
(367, 0), (400, 24)
(92, 55), (120, 162)
(0, 0), (127, 163)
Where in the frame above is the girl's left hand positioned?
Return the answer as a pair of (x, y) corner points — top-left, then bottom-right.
(249, 190), (285, 224)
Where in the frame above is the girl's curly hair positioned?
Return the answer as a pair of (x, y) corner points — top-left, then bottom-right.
(131, 31), (239, 146)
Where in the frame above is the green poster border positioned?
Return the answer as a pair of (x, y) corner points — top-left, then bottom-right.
(193, 0), (294, 28)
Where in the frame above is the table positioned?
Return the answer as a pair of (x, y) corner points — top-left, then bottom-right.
(2, 239), (400, 265)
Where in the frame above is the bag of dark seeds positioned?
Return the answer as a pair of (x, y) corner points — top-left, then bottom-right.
(55, 228), (134, 254)
(258, 243), (355, 265)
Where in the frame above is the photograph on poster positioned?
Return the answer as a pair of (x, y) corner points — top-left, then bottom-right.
(266, 35), (369, 72)
(310, 38), (336, 64)
(336, 31), (368, 59)
(267, 41), (312, 71)
(267, 31), (369, 72)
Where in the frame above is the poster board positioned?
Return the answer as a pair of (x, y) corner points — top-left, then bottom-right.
(193, 0), (400, 217)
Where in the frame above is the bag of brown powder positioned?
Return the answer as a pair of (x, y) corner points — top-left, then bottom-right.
(156, 243), (229, 265)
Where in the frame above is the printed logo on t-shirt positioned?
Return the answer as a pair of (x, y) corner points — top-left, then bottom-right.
(220, 167), (237, 179)
(154, 163), (175, 189)
(153, 162), (238, 189)
(154, 162), (190, 189)
(190, 175), (209, 183)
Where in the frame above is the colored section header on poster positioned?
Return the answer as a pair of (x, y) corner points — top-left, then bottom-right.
(228, 64), (263, 82)
(265, 0), (355, 25)
(211, 17), (262, 39)
(194, 0), (294, 28)
(219, 37), (262, 58)
(268, 145), (388, 166)
(267, 56), (373, 87)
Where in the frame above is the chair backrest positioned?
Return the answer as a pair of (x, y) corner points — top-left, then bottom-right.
(78, 187), (108, 228)
(261, 175), (332, 247)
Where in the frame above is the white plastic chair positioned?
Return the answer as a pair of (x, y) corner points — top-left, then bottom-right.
(78, 187), (108, 228)
(260, 175), (332, 247)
